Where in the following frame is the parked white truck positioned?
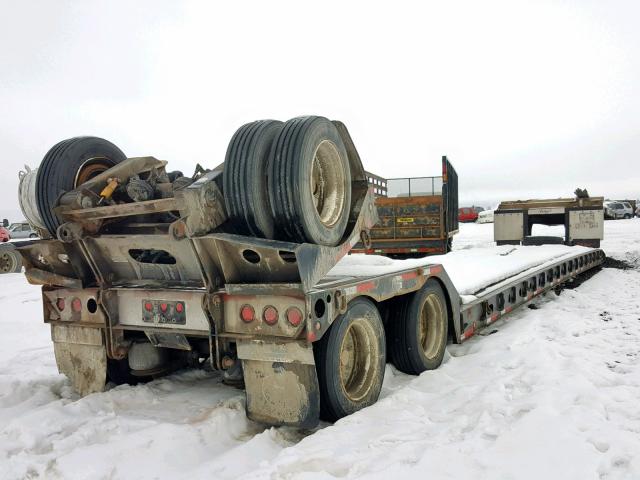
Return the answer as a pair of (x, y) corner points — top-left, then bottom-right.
(0, 117), (605, 428)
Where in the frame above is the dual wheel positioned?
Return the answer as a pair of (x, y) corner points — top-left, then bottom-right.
(223, 116), (352, 246)
(314, 279), (449, 421)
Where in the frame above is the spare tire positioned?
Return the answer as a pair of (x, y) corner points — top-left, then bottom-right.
(36, 137), (126, 236)
(223, 120), (283, 238)
(268, 116), (351, 246)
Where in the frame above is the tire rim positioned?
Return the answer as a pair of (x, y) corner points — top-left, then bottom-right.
(310, 140), (347, 228)
(0, 252), (17, 273)
(338, 317), (379, 402)
(74, 157), (112, 187)
(418, 293), (446, 360)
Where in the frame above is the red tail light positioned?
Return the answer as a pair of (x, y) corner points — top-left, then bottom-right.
(176, 302), (184, 313)
(144, 302), (153, 312)
(263, 306), (278, 325)
(240, 305), (255, 323)
(56, 298), (65, 311)
(72, 298), (82, 312)
(286, 307), (303, 327)
(160, 303), (168, 313)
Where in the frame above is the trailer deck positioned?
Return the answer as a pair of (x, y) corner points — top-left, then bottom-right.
(320, 244), (604, 343)
(330, 243), (596, 297)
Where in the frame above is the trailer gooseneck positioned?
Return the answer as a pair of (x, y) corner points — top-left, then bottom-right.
(2, 116), (604, 429)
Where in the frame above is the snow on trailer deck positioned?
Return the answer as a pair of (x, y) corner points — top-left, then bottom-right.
(1, 221), (639, 479)
(329, 243), (594, 301)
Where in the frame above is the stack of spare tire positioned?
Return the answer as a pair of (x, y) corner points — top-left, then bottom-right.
(28, 116), (352, 247)
(223, 116), (352, 246)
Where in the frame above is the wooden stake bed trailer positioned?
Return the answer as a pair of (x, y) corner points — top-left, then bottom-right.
(351, 156), (459, 258)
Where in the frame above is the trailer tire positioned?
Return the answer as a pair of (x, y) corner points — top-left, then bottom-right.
(0, 244), (22, 273)
(223, 120), (283, 238)
(268, 116), (351, 246)
(36, 137), (126, 236)
(390, 279), (448, 375)
(313, 297), (385, 422)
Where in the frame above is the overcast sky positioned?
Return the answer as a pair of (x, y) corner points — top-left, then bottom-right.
(1, 0), (638, 221)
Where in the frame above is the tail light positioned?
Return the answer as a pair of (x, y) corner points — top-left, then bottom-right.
(286, 307), (303, 327)
(240, 304), (255, 323)
(263, 306), (278, 325)
(72, 298), (82, 312)
(56, 298), (65, 311)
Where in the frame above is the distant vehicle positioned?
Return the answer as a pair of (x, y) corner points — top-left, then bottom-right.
(0, 226), (9, 242)
(458, 207), (479, 223)
(636, 204), (640, 217)
(476, 209), (495, 224)
(604, 201), (633, 220)
(7, 222), (38, 239)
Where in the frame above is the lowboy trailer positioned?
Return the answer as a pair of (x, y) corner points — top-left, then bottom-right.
(2, 116), (604, 429)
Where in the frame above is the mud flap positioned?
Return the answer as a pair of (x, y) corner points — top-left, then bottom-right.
(238, 340), (320, 429)
(51, 324), (107, 396)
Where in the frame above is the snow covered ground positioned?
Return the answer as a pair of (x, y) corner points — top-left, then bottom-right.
(1, 220), (639, 479)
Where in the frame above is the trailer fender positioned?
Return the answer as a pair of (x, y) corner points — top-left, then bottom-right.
(237, 340), (320, 429)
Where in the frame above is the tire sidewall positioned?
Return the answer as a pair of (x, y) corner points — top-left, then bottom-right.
(294, 119), (351, 246)
(407, 280), (448, 370)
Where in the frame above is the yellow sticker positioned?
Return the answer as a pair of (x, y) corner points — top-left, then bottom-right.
(397, 217), (414, 223)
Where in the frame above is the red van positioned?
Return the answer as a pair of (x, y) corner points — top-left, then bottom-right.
(0, 226), (10, 242)
(458, 207), (479, 222)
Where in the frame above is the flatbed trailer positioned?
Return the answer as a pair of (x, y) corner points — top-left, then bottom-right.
(2, 116), (605, 430)
(495, 196), (604, 248)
